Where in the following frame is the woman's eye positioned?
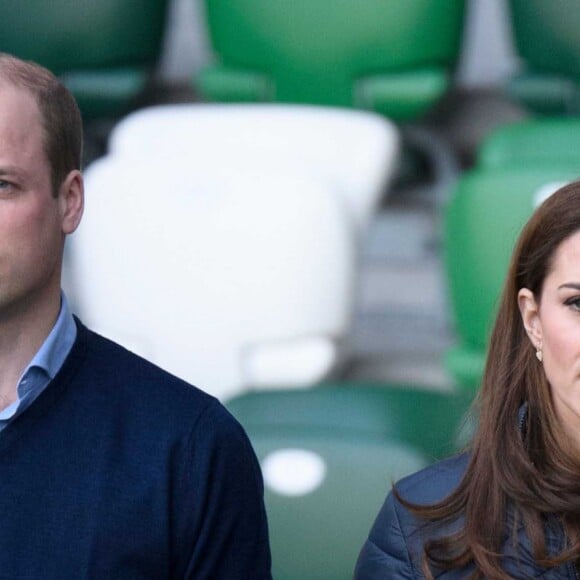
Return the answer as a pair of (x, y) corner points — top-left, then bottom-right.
(565, 297), (580, 311)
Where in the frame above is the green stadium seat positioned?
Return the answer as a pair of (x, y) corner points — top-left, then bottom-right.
(0, 0), (169, 120)
(198, 0), (465, 121)
(227, 384), (470, 579)
(507, 0), (580, 115)
(444, 166), (580, 391)
(227, 384), (470, 461)
(478, 118), (580, 170)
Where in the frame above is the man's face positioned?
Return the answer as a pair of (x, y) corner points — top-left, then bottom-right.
(0, 83), (70, 322)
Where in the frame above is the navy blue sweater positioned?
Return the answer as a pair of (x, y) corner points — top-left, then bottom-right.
(0, 321), (271, 579)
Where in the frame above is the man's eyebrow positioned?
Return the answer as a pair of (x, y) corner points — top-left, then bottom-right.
(0, 166), (24, 178)
(558, 283), (580, 290)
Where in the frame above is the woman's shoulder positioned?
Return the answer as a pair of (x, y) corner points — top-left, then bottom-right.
(396, 452), (469, 505)
(354, 454), (470, 579)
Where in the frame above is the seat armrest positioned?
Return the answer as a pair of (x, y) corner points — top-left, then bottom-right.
(197, 64), (274, 102)
(507, 72), (580, 115)
(242, 337), (339, 388)
(355, 68), (449, 121)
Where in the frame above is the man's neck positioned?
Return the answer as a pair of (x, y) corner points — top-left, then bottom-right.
(0, 290), (61, 406)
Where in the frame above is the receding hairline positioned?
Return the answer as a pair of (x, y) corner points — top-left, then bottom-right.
(0, 53), (60, 104)
(0, 75), (46, 119)
(0, 53), (83, 193)
(0, 68), (53, 177)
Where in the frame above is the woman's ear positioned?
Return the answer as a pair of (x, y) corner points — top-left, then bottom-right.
(517, 288), (543, 346)
(58, 170), (84, 235)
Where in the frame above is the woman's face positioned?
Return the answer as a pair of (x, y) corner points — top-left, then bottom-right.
(519, 229), (580, 446)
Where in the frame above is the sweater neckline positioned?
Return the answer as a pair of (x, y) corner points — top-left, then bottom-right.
(0, 318), (89, 456)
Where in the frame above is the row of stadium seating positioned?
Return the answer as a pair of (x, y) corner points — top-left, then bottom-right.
(4, 1), (580, 121)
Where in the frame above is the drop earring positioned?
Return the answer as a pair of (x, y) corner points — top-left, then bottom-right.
(536, 344), (543, 363)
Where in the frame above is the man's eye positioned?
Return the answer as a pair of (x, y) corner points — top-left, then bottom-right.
(0, 179), (16, 193)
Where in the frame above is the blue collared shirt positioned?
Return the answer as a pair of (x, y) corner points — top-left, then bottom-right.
(0, 294), (77, 432)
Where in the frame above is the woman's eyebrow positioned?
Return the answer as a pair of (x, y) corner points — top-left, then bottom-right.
(558, 283), (580, 290)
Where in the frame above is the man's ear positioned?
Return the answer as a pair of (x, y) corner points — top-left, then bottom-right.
(517, 287), (543, 346)
(58, 170), (84, 235)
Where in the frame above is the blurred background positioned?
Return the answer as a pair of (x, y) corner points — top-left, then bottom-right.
(4, 0), (580, 577)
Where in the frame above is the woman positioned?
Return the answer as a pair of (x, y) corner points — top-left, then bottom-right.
(355, 181), (580, 578)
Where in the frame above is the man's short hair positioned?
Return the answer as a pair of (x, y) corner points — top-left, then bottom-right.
(0, 53), (83, 195)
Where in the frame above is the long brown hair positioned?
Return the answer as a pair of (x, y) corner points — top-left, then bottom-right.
(401, 181), (580, 578)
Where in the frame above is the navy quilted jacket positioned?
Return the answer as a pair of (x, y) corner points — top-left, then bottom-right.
(355, 454), (576, 579)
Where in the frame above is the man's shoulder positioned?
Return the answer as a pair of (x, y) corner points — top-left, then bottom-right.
(71, 320), (234, 433)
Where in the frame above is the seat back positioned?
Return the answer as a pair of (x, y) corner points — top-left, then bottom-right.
(510, 0), (580, 80)
(445, 167), (580, 389)
(200, 0), (465, 118)
(507, 0), (580, 113)
(227, 387), (435, 579)
(227, 384), (471, 461)
(0, 0), (169, 118)
(66, 155), (355, 400)
(0, 0), (167, 73)
(109, 104), (399, 231)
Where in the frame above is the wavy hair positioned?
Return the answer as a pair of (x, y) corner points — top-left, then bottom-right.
(399, 181), (580, 578)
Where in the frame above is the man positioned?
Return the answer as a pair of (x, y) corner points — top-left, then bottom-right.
(0, 53), (271, 578)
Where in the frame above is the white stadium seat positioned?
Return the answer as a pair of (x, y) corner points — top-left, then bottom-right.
(65, 156), (355, 400)
(108, 103), (399, 233)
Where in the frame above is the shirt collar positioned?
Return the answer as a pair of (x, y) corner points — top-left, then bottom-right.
(0, 293), (77, 423)
(25, 292), (77, 381)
